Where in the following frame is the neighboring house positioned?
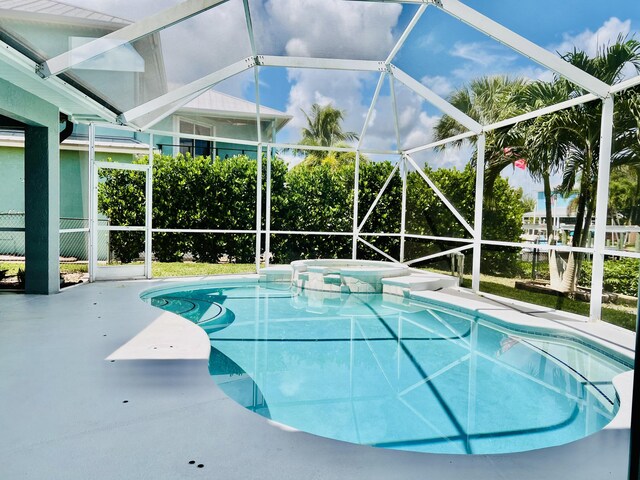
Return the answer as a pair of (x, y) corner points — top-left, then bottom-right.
(522, 191), (640, 250)
(522, 192), (577, 242)
(160, 89), (290, 159)
(0, 0), (291, 260)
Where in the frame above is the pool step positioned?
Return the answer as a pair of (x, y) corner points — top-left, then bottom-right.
(258, 265), (293, 283)
(260, 263), (459, 296)
(382, 273), (458, 296)
(323, 273), (342, 286)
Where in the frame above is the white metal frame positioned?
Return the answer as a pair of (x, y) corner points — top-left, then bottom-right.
(36, 0), (638, 323)
(89, 145), (151, 281)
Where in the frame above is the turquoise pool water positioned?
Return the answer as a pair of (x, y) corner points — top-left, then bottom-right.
(142, 282), (630, 455)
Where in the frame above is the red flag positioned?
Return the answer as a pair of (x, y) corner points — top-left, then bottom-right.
(514, 158), (527, 170)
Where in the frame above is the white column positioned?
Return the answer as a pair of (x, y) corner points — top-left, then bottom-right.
(400, 154), (408, 262)
(88, 123), (97, 282)
(255, 144), (263, 272)
(144, 134), (154, 279)
(265, 145), (272, 267)
(472, 134), (485, 292)
(352, 150), (360, 259)
(589, 96), (614, 321)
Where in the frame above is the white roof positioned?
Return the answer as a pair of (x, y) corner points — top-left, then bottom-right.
(181, 90), (290, 121)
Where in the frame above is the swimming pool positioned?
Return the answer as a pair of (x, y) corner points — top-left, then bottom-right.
(141, 280), (631, 455)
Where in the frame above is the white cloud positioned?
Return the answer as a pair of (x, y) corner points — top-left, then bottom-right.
(421, 75), (454, 97)
(359, 80), (442, 152)
(410, 144), (474, 170)
(548, 17), (637, 80)
(550, 17), (632, 57)
(254, 0), (402, 60)
(448, 41), (551, 85)
(260, 0), (409, 150)
(451, 42), (518, 66)
(159, 1), (252, 86)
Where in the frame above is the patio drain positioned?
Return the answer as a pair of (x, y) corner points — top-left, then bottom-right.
(148, 344), (177, 351)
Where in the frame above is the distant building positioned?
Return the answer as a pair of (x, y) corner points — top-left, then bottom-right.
(522, 191), (640, 250)
(522, 192), (577, 242)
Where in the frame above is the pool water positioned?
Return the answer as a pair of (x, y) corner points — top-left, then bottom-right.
(142, 282), (629, 455)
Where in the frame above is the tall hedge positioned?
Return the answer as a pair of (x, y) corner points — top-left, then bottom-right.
(98, 154), (525, 272)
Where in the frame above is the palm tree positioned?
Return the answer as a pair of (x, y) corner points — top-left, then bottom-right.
(539, 38), (640, 291)
(434, 76), (529, 195)
(611, 85), (640, 225)
(514, 80), (573, 245)
(435, 40), (640, 293)
(296, 103), (359, 166)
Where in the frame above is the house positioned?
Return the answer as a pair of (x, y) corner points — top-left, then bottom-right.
(0, 0), (291, 260)
(522, 192), (577, 243)
(522, 191), (640, 251)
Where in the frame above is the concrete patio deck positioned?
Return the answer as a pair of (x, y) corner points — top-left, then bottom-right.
(0, 276), (635, 479)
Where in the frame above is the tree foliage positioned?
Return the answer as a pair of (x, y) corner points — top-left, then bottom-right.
(98, 154), (526, 275)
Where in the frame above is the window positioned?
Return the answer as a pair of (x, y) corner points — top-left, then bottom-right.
(179, 119), (213, 157)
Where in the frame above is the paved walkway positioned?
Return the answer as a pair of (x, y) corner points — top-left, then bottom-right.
(0, 278), (634, 479)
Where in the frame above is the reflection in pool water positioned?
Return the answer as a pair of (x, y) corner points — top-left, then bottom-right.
(143, 282), (629, 454)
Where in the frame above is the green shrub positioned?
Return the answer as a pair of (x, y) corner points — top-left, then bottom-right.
(98, 154), (525, 270)
(580, 258), (639, 297)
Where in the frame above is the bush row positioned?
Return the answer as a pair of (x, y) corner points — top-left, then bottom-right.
(98, 154), (525, 272)
(580, 257), (639, 297)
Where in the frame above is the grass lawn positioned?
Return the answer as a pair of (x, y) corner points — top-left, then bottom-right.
(460, 278), (636, 331)
(4, 260), (635, 331)
(1, 261), (255, 278)
(1, 262), (89, 276)
(151, 262), (255, 277)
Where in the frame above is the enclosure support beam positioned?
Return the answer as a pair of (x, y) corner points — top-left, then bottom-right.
(358, 72), (386, 149)
(390, 75), (403, 150)
(144, 134), (154, 279)
(358, 162), (400, 232)
(391, 65), (483, 134)
(352, 151), (361, 260)
(139, 89), (207, 131)
(400, 155), (408, 262)
(259, 55), (385, 72)
(41, 0), (229, 77)
(437, 0), (610, 98)
(405, 154), (475, 236)
(265, 145), (272, 267)
(483, 93), (598, 132)
(589, 96), (614, 321)
(121, 58), (254, 124)
(255, 144), (263, 272)
(385, 3), (428, 64)
(405, 131), (477, 155)
(472, 134), (486, 292)
(88, 123), (97, 282)
(405, 244), (473, 267)
(358, 237), (401, 264)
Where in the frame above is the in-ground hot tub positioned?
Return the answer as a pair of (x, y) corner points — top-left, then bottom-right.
(291, 259), (409, 293)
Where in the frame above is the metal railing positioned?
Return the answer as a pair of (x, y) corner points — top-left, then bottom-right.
(0, 213), (108, 261)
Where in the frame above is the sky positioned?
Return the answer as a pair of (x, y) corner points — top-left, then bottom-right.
(62, 0), (640, 195)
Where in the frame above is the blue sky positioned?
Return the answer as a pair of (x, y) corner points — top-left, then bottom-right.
(67, 0), (639, 193)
